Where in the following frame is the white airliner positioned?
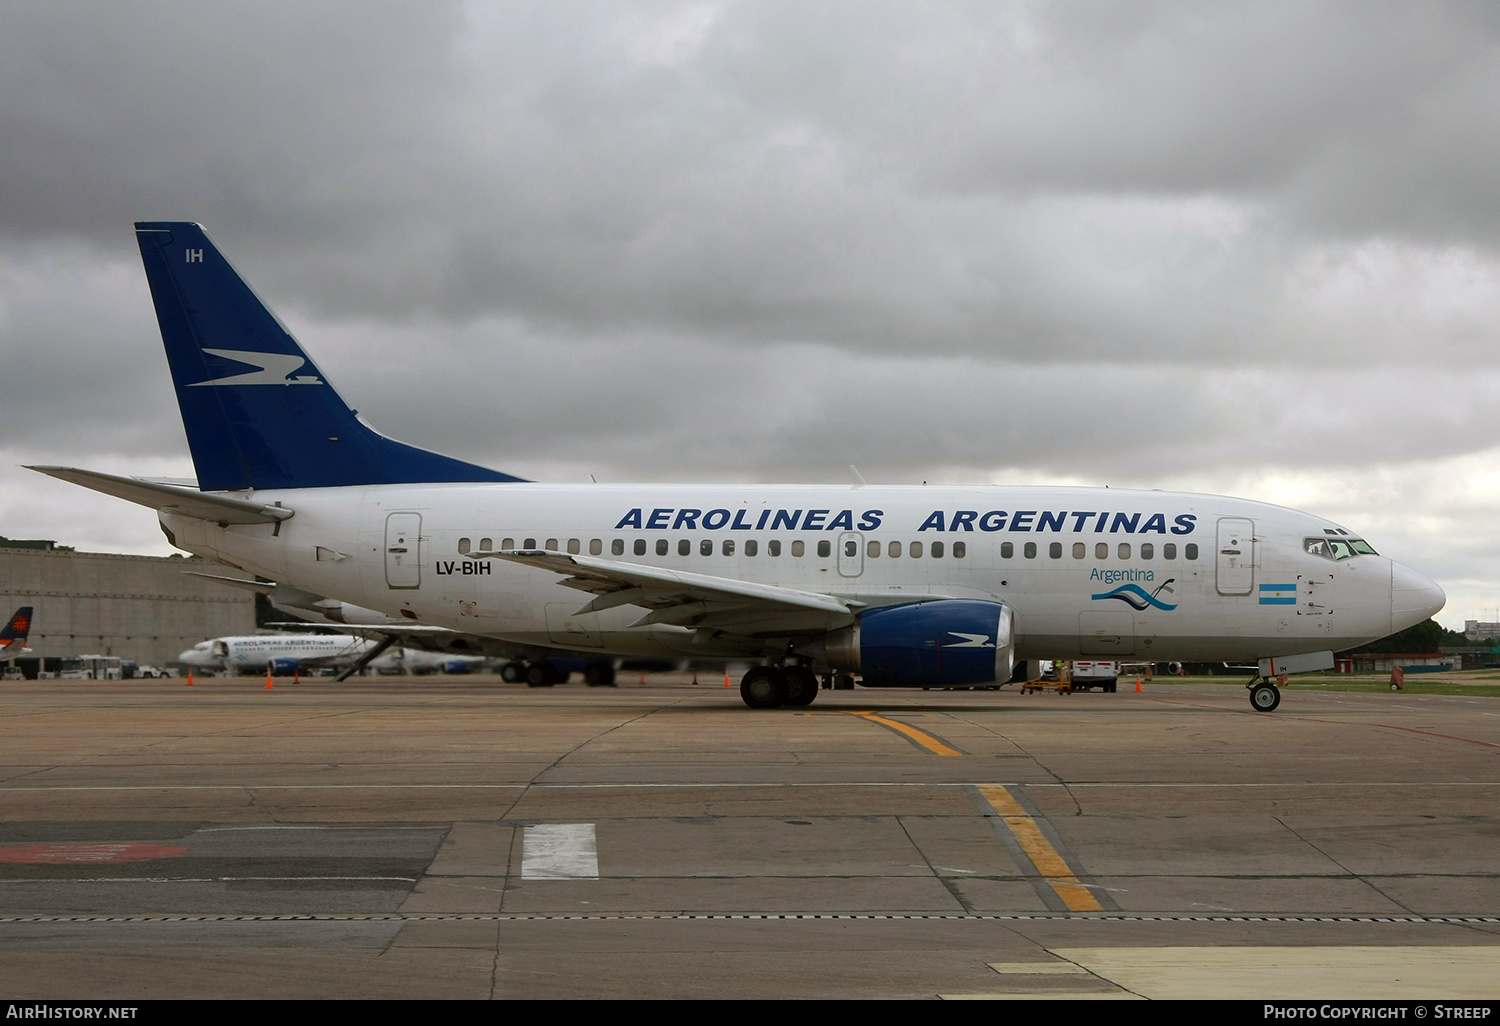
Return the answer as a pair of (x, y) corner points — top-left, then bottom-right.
(178, 633), (481, 676)
(31, 223), (1445, 711)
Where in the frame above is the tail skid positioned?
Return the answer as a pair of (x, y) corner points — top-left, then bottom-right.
(134, 222), (521, 491)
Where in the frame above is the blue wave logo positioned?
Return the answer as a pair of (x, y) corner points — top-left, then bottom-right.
(1091, 579), (1177, 611)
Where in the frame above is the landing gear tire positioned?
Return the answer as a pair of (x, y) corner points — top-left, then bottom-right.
(584, 662), (617, 687)
(783, 666), (819, 707)
(526, 662), (558, 688)
(740, 667), (788, 709)
(1249, 682), (1281, 712)
(500, 661), (524, 683)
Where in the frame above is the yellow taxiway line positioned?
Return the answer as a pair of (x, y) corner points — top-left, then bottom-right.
(976, 783), (1103, 912)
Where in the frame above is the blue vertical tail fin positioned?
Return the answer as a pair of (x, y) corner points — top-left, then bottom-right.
(134, 222), (520, 491)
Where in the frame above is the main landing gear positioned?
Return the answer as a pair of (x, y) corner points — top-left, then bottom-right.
(1247, 676), (1281, 712)
(740, 665), (821, 709)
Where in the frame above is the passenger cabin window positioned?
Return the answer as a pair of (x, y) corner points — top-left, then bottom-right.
(769, 540), (782, 557)
(931, 541), (944, 558)
(479, 537), (492, 551)
(567, 538), (580, 555)
(745, 540), (758, 556)
(523, 538), (536, 549)
(1118, 543), (1130, 559)
(1000, 542), (1013, 558)
(657, 539), (669, 556)
(612, 539), (624, 556)
(678, 539), (691, 556)
(590, 539), (602, 556)
(888, 541), (901, 558)
(791, 540), (805, 557)
(723, 540), (735, 556)
(458, 537), (471, 554)
(1073, 542), (1085, 559)
(1140, 543), (1153, 559)
(634, 539), (647, 556)
(1023, 542), (1036, 559)
(1164, 543), (1177, 559)
(1049, 542), (1062, 559)
(1095, 542), (1108, 559)
(1185, 543), (1199, 560)
(817, 540), (831, 558)
(909, 541), (922, 558)
(846, 540), (858, 557)
(701, 539), (714, 556)
(501, 538), (514, 550)
(954, 541), (966, 558)
(867, 540), (880, 558)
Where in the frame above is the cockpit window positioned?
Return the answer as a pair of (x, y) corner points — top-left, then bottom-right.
(1305, 537), (1375, 561)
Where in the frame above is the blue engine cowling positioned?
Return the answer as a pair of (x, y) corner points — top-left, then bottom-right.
(810, 599), (1015, 687)
(266, 658), (301, 676)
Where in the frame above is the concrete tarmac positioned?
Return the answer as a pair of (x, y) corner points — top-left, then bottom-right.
(0, 674), (1497, 999)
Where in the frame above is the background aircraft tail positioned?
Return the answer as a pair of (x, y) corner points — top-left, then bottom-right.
(134, 222), (520, 491)
(0, 606), (33, 652)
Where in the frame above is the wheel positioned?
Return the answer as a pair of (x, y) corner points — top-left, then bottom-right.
(525, 662), (556, 688)
(783, 666), (819, 706)
(500, 661), (524, 683)
(1106, 680), (1117, 693)
(740, 667), (787, 709)
(584, 662), (616, 687)
(1249, 682), (1281, 712)
(1390, 683), (1400, 691)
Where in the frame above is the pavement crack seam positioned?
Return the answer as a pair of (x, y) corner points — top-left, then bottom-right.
(895, 815), (976, 915)
(1273, 815), (1417, 915)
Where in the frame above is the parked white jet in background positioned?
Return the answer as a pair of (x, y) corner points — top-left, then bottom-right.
(178, 634), (482, 676)
(32, 223), (1446, 711)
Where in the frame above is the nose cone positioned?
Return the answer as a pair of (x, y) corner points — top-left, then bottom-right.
(1391, 561), (1446, 632)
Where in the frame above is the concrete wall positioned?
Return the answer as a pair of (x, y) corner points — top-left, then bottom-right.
(0, 548), (255, 666)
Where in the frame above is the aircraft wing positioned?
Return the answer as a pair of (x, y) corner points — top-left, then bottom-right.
(483, 549), (860, 631)
(26, 466), (293, 525)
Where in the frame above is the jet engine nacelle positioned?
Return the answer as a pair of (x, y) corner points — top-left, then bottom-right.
(811, 599), (1015, 688)
(266, 658), (301, 676)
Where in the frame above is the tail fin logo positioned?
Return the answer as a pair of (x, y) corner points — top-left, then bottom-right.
(188, 349), (324, 387)
(1, 607), (33, 650)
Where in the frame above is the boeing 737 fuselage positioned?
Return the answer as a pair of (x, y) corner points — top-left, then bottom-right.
(31, 223), (1445, 711)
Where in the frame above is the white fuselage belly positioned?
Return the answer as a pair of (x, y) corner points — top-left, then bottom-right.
(161, 483), (1401, 664)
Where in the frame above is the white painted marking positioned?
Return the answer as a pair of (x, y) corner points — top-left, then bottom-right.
(522, 823), (598, 880)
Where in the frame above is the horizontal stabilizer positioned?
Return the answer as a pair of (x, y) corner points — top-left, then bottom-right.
(26, 466), (294, 525)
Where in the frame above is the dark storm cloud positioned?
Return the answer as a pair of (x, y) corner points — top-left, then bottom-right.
(4, 2), (1500, 365)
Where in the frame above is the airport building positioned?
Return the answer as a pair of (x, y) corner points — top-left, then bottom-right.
(0, 540), (255, 671)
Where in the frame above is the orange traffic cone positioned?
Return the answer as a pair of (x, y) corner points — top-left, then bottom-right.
(264, 669), (274, 690)
(294, 669), (300, 684)
(723, 671), (731, 688)
(186, 672), (194, 687)
(1134, 676), (1143, 693)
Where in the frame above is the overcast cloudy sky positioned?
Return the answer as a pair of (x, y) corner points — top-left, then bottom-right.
(2, 1), (1498, 629)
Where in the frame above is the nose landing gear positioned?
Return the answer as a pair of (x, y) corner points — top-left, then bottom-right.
(1247, 676), (1281, 712)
